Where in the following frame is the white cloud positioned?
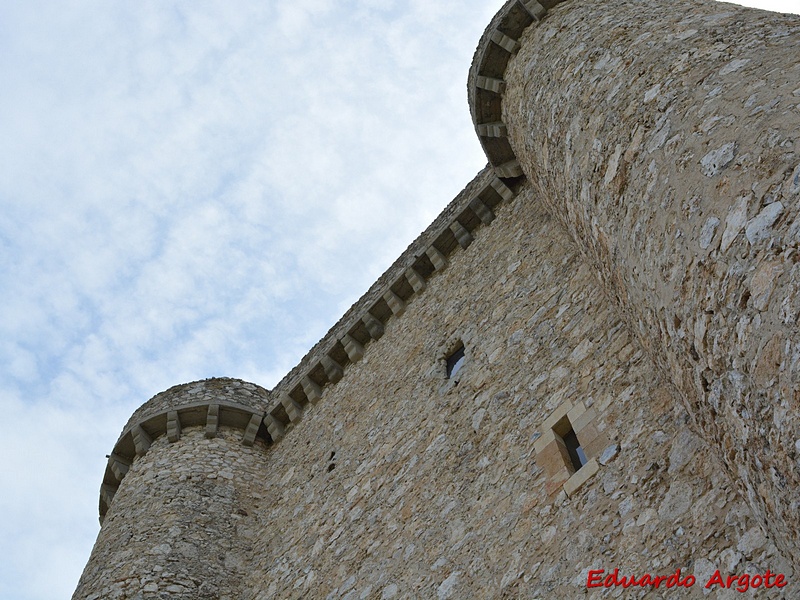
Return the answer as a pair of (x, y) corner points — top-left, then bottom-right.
(1, 0), (792, 598)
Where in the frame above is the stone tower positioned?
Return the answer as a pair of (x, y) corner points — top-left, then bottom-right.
(475, 0), (800, 565)
(73, 379), (272, 598)
(74, 0), (800, 597)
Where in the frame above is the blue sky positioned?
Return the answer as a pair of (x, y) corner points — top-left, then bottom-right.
(0, 0), (795, 598)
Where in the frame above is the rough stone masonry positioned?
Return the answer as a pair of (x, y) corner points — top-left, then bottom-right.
(74, 0), (800, 598)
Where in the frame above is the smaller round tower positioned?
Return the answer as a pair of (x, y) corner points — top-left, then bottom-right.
(72, 378), (272, 600)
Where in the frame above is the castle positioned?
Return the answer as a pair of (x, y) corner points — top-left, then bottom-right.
(74, 0), (800, 597)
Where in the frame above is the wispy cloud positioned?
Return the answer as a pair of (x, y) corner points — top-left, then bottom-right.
(0, 1), (492, 596)
(0, 0), (793, 598)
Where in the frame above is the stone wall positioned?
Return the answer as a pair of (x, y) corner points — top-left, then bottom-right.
(73, 426), (272, 599)
(248, 184), (788, 598)
(502, 0), (800, 564)
(75, 178), (794, 599)
(94, 378), (271, 522)
(73, 0), (800, 597)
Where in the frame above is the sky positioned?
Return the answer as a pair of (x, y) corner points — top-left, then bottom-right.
(0, 0), (796, 598)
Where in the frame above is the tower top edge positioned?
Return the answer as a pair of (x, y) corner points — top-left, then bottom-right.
(124, 377), (271, 437)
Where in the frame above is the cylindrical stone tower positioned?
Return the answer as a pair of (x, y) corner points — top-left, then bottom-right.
(72, 378), (272, 599)
(469, 0), (800, 565)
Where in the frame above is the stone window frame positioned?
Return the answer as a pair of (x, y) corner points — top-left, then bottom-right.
(534, 400), (609, 499)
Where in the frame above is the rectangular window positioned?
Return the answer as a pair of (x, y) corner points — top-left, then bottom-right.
(446, 345), (465, 378)
(553, 416), (587, 473)
(561, 427), (588, 472)
(534, 400), (603, 500)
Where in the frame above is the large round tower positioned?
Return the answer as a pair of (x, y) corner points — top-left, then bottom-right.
(469, 0), (800, 564)
(72, 378), (272, 599)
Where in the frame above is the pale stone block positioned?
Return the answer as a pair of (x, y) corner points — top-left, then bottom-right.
(281, 395), (303, 423)
(469, 197), (496, 225)
(571, 407), (597, 433)
(166, 410), (181, 443)
(476, 76), (506, 94)
(520, 0), (547, 21)
(575, 422), (600, 448)
(746, 201), (784, 245)
(383, 290), (407, 316)
(566, 402), (587, 427)
(538, 438), (573, 477)
(582, 431), (611, 459)
(533, 428), (557, 455)
(495, 159), (523, 178)
(700, 142), (736, 177)
(490, 177), (515, 202)
(341, 334), (365, 363)
(721, 194), (749, 252)
(241, 413), (261, 447)
(264, 414), (285, 442)
(563, 458), (599, 497)
(301, 376), (322, 404)
(321, 355), (344, 383)
(490, 29), (520, 53)
(476, 122), (508, 138)
(205, 404), (219, 438)
(362, 312), (385, 339)
(449, 220), (474, 249)
(108, 454), (130, 481)
(132, 424), (152, 456)
(599, 444), (619, 465)
(100, 484), (116, 508)
(425, 246), (447, 271)
(405, 267), (427, 294)
(545, 468), (572, 497)
(541, 401), (574, 433)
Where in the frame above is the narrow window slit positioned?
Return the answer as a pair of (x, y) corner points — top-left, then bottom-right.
(553, 415), (587, 473)
(446, 345), (466, 378)
(561, 427), (588, 472)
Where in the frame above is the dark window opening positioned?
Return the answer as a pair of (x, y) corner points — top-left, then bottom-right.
(562, 428), (588, 473)
(552, 415), (587, 473)
(446, 345), (466, 378)
(327, 450), (336, 472)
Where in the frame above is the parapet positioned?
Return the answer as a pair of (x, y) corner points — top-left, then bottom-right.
(468, 0), (560, 178)
(99, 377), (271, 522)
(96, 168), (523, 522)
(259, 167), (519, 442)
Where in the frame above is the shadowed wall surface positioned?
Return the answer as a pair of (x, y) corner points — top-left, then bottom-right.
(502, 0), (800, 563)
